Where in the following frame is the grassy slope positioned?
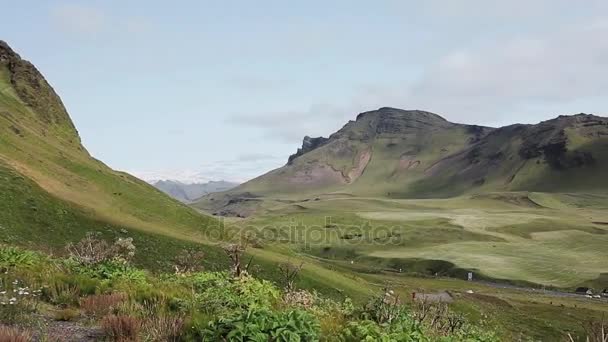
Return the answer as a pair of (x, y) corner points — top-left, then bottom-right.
(236, 193), (608, 289)
(227, 192), (608, 339)
(0, 45), (394, 304)
(0, 60), (218, 241)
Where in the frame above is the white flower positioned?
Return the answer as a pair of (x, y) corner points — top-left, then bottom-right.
(0, 291), (6, 294)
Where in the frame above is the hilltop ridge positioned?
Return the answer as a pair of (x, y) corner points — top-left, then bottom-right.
(194, 108), (608, 216)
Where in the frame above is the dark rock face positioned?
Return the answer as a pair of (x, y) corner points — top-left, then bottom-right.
(287, 136), (329, 164)
(516, 114), (607, 170)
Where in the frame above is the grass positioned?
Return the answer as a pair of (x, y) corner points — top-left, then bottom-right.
(232, 193), (608, 290)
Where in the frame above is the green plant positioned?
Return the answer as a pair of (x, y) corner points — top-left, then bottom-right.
(204, 308), (320, 341)
(183, 312), (214, 340)
(0, 246), (42, 268)
(186, 272), (280, 314)
(41, 279), (81, 307)
(339, 316), (428, 342)
(68, 259), (147, 285)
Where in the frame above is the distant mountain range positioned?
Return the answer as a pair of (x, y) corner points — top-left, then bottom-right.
(152, 180), (238, 203)
(194, 107), (608, 216)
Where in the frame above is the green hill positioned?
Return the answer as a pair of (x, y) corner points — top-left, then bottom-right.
(0, 40), (217, 259)
(194, 107), (608, 215)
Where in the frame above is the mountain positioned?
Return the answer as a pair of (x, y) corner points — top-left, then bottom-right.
(0, 40), (217, 256)
(194, 107), (608, 215)
(152, 179), (238, 203)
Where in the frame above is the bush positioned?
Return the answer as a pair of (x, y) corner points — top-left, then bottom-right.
(0, 326), (33, 342)
(187, 272), (280, 314)
(173, 248), (205, 275)
(66, 233), (135, 266)
(283, 289), (316, 309)
(363, 289), (406, 324)
(101, 314), (141, 342)
(41, 279), (81, 307)
(203, 308), (320, 341)
(339, 317), (428, 342)
(67, 259), (147, 285)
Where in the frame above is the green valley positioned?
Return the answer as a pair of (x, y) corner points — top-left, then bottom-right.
(1, 38), (608, 341)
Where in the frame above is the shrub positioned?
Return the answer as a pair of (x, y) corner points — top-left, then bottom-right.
(278, 261), (304, 291)
(41, 279), (81, 307)
(190, 272), (280, 314)
(363, 288), (406, 324)
(339, 316), (428, 342)
(68, 259), (147, 284)
(101, 314), (141, 342)
(282, 289), (315, 309)
(66, 233), (135, 266)
(204, 308), (320, 341)
(173, 248), (205, 275)
(0, 326), (33, 342)
(80, 293), (127, 317)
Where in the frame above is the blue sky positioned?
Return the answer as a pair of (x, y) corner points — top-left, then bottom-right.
(3, 0), (608, 182)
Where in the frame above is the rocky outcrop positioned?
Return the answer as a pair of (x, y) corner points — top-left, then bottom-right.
(287, 136), (329, 164)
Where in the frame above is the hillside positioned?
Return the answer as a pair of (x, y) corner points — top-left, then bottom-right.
(152, 179), (238, 203)
(194, 107), (608, 215)
(0, 40), (217, 256)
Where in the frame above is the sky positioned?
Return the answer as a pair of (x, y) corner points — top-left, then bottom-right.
(3, 0), (608, 183)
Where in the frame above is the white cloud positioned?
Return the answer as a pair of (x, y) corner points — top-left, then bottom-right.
(51, 4), (105, 35)
(410, 20), (608, 124)
(230, 18), (608, 138)
(50, 4), (152, 37)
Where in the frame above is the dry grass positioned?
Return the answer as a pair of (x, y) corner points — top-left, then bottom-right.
(101, 315), (141, 342)
(80, 293), (127, 317)
(0, 326), (33, 342)
(142, 315), (185, 342)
